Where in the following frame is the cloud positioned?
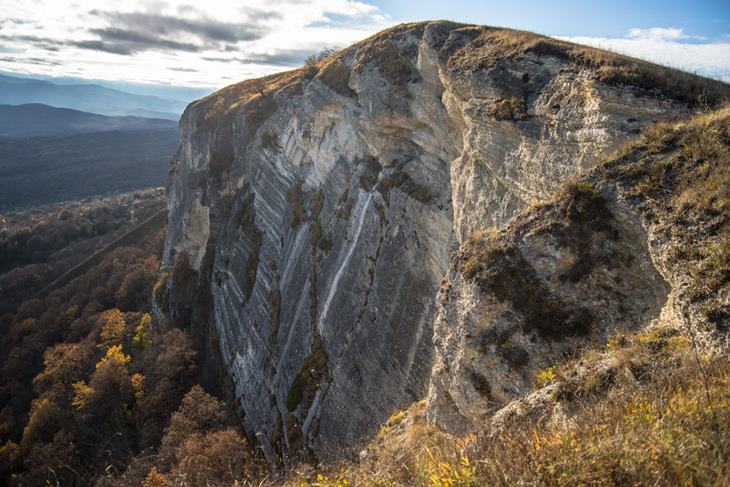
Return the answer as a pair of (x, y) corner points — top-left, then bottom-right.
(626, 27), (701, 42)
(70, 10), (272, 55)
(90, 10), (267, 44)
(70, 40), (134, 55)
(203, 48), (327, 67)
(560, 27), (730, 82)
(0, 56), (61, 66)
(86, 27), (203, 54)
(0, 0), (390, 86)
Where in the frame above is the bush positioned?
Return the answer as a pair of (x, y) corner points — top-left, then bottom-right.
(143, 466), (169, 487)
(261, 128), (280, 151)
(304, 46), (339, 67)
(488, 97), (528, 121)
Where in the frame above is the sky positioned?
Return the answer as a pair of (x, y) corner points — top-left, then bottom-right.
(1, 0), (728, 92)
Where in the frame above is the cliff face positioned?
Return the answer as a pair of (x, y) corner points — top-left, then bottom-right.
(161, 21), (722, 460)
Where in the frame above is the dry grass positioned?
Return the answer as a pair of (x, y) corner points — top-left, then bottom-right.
(446, 26), (730, 107)
(315, 58), (356, 98)
(473, 351), (729, 486)
(196, 69), (303, 124)
(272, 332), (729, 487)
(275, 401), (476, 487)
(603, 105), (730, 322)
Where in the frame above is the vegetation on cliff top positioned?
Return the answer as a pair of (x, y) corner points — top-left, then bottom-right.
(193, 21), (729, 136)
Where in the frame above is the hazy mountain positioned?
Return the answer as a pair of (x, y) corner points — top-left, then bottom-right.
(0, 73), (186, 119)
(0, 104), (177, 136)
(7, 72), (215, 103)
(0, 127), (178, 209)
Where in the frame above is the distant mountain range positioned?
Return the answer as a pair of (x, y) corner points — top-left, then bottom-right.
(0, 73), (188, 119)
(0, 104), (178, 136)
(2, 72), (213, 102)
(0, 74), (189, 208)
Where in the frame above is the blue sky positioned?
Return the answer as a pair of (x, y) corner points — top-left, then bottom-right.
(373, 0), (730, 38)
(1, 0), (728, 89)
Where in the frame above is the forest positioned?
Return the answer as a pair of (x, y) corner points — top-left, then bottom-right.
(0, 191), (262, 486)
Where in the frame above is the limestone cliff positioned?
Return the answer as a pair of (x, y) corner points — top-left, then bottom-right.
(160, 21), (728, 461)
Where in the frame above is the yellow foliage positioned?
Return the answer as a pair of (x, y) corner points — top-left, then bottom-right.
(625, 399), (658, 427)
(535, 366), (555, 386)
(308, 473), (350, 487)
(99, 308), (126, 343)
(379, 409), (406, 436)
(131, 373), (144, 400)
(667, 335), (692, 351)
(606, 333), (629, 351)
(133, 313), (153, 350)
(71, 380), (93, 409)
(636, 329), (666, 349)
(387, 409), (405, 426)
(143, 466), (169, 487)
(427, 454), (477, 487)
(96, 345), (131, 369)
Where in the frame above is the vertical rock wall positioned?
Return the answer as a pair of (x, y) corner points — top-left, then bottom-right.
(162, 22), (691, 459)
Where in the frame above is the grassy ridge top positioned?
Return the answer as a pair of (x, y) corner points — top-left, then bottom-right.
(190, 21), (729, 128)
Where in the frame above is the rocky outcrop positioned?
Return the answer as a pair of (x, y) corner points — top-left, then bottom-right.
(428, 106), (730, 435)
(427, 182), (671, 433)
(161, 21), (723, 460)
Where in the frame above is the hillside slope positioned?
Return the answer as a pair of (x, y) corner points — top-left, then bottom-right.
(0, 104), (177, 136)
(159, 20), (729, 463)
(0, 128), (178, 209)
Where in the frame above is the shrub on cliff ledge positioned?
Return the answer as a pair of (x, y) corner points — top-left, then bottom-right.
(488, 96), (528, 121)
(261, 128), (280, 151)
(316, 58), (356, 98)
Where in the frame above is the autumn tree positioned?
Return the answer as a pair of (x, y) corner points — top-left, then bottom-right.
(32, 342), (94, 397)
(99, 309), (126, 343)
(14, 430), (79, 486)
(138, 329), (198, 446)
(115, 256), (159, 311)
(156, 385), (228, 467)
(133, 313), (153, 350)
(19, 397), (64, 451)
(169, 429), (254, 486)
(72, 345), (134, 417)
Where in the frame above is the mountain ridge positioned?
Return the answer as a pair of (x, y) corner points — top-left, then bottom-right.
(0, 73), (186, 119)
(0, 103), (177, 136)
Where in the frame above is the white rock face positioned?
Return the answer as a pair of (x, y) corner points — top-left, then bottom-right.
(162, 22), (690, 460)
